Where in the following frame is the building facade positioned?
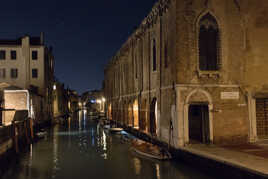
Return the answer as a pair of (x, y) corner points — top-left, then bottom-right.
(104, 0), (268, 148)
(82, 90), (105, 114)
(0, 33), (55, 122)
(52, 81), (69, 119)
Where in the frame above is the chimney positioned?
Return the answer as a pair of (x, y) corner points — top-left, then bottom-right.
(40, 32), (44, 45)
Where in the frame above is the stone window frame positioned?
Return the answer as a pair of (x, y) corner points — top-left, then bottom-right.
(164, 40), (168, 68)
(0, 50), (6, 60)
(152, 38), (157, 72)
(32, 50), (38, 60)
(0, 68), (6, 79)
(10, 68), (18, 79)
(10, 50), (17, 60)
(134, 47), (138, 79)
(32, 68), (38, 78)
(196, 11), (223, 78)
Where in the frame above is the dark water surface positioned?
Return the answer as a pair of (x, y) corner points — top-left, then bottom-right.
(2, 111), (215, 179)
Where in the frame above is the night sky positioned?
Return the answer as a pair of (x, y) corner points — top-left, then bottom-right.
(0, 0), (156, 94)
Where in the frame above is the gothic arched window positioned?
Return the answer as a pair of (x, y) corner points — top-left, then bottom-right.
(199, 13), (220, 71)
(152, 39), (157, 71)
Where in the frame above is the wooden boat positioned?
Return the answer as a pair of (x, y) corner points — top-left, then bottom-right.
(131, 139), (172, 160)
(36, 131), (47, 139)
(109, 127), (123, 133)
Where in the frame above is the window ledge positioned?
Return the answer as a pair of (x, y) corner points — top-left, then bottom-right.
(198, 70), (220, 78)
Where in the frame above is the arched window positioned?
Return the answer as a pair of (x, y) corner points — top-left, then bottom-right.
(135, 52), (138, 79)
(164, 41), (168, 68)
(199, 13), (220, 71)
(152, 39), (157, 71)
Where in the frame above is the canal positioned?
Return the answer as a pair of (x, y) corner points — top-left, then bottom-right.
(1, 111), (215, 179)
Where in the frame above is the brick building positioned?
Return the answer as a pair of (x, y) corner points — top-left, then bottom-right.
(104, 0), (268, 147)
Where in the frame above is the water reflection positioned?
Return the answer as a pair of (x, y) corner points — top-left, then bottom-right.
(1, 112), (215, 179)
(155, 163), (160, 179)
(133, 157), (141, 175)
(52, 124), (60, 179)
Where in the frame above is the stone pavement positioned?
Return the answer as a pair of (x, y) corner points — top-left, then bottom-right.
(222, 140), (268, 158)
(180, 142), (268, 177)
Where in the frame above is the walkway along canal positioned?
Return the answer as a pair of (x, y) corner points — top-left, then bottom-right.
(0, 110), (216, 179)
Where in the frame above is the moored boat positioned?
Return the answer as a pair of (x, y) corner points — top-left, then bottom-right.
(109, 127), (123, 133)
(131, 139), (172, 160)
(36, 131), (48, 139)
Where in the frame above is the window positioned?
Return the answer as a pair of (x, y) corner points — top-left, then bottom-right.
(152, 39), (156, 71)
(199, 13), (220, 71)
(11, 50), (16, 60)
(0, 50), (6, 60)
(32, 51), (38, 60)
(0, 68), (5, 78)
(135, 53), (138, 79)
(32, 69), (38, 78)
(164, 42), (168, 68)
(11, 68), (18, 78)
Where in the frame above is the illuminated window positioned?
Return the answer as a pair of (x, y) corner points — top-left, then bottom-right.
(199, 13), (220, 71)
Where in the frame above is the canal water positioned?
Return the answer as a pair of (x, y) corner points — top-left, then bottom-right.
(1, 111), (215, 179)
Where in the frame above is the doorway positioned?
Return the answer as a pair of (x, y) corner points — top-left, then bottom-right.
(188, 104), (210, 144)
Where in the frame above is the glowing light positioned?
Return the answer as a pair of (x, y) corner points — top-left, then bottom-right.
(156, 164), (160, 179)
(53, 84), (56, 90)
(102, 97), (106, 102)
(96, 99), (102, 104)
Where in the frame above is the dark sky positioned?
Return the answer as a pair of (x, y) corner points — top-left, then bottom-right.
(0, 0), (156, 94)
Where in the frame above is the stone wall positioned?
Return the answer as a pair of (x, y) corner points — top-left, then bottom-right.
(104, 0), (268, 147)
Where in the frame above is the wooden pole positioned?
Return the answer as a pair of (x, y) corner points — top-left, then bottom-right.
(24, 119), (30, 144)
(29, 118), (34, 140)
(12, 121), (19, 153)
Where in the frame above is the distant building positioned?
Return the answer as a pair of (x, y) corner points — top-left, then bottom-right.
(0, 33), (54, 122)
(104, 0), (268, 147)
(67, 89), (79, 113)
(82, 90), (105, 114)
(52, 81), (69, 119)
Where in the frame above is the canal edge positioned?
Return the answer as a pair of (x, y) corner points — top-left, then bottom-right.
(122, 126), (268, 179)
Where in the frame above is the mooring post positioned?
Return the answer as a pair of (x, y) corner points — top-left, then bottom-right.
(29, 118), (34, 141)
(25, 119), (30, 144)
(12, 120), (19, 153)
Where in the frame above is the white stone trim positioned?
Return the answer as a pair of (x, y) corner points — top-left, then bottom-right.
(184, 88), (214, 145)
(109, 84), (239, 100)
(248, 93), (257, 142)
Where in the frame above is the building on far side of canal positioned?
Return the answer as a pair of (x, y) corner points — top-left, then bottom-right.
(0, 33), (55, 124)
(104, 0), (268, 147)
(81, 90), (105, 115)
(52, 80), (69, 120)
(67, 89), (79, 113)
